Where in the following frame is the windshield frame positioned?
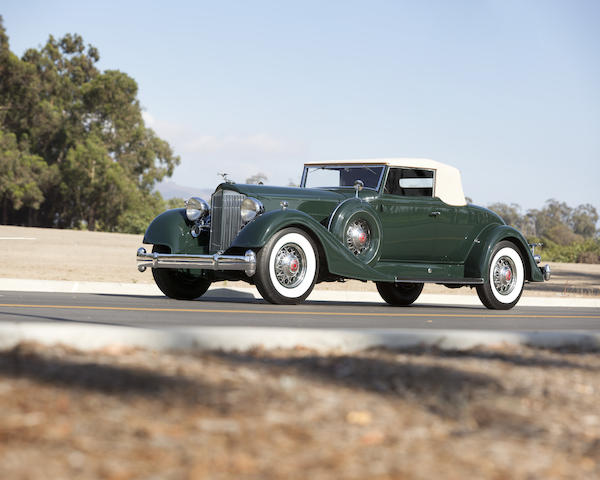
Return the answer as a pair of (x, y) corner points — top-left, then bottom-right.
(300, 164), (387, 192)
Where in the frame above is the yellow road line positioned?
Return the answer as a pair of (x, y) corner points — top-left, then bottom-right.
(0, 304), (599, 319)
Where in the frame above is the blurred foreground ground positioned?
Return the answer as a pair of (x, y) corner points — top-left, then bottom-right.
(0, 343), (599, 479)
(1, 225), (599, 297)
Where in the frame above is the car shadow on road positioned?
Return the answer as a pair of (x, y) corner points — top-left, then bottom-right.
(96, 288), (262, 304)
(94, 290), (490, 310)
(302, 299), (490, 310)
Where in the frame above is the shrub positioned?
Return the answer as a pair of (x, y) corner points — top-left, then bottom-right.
(537, 238), (600, 263)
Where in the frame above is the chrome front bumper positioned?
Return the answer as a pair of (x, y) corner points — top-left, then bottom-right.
(136, 247), (256, 277)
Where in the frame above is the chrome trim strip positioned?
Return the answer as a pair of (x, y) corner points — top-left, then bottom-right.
(137, 247), (256, 277)
(327, 197), (360, 231)
(394, 277), (484, 285)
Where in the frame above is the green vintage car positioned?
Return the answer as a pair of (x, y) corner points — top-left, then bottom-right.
(137, 158), (550, 309)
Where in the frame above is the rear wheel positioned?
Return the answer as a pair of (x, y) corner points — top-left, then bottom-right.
(254, 228), (319, 305)
(476, 241), (525, 310)
(376, 282), (424, 306)
(151, 245), (211, 300)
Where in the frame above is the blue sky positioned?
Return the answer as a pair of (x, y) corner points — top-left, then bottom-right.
(3, 0), (599, 209)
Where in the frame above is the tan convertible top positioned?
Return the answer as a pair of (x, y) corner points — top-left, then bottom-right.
(304, 158), (467, 206)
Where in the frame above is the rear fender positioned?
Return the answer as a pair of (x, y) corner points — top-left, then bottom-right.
(465, 224), (542, 282)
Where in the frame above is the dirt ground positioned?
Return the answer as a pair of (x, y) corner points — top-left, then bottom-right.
(1, 225), (599, 297)
(1, 342), (599, 480)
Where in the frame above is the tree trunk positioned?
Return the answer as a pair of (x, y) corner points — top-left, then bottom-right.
(88, 206), (96, 231)
(2, 197), (7, 225)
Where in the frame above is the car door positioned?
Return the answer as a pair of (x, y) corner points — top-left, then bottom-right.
(375, 167), (469, 263)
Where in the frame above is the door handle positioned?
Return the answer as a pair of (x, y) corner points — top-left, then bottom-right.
(430, 211), (441, 217)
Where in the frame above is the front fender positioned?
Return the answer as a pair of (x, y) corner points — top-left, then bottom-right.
(230, 209), (321, 249)
(143, 208), (208, 254)
(231, 209), (390, 281)
(465, 224), (542, 282)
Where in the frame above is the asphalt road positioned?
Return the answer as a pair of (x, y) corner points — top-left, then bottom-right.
(0, 290), (599, 331)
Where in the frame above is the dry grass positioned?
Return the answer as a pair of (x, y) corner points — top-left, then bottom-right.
(1, 342), (599, 479)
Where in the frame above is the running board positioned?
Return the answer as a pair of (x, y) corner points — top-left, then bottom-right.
(394, 277), (484, 285)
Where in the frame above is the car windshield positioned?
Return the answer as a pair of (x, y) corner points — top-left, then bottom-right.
(302, 165), (385, 190)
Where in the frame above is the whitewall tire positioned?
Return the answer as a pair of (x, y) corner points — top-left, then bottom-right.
(476, 241), (525, 310)
(255, 228), (319, 305)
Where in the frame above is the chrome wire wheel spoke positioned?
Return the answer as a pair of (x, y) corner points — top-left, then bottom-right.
(492, 255), (517, 295)
(345, 219), (371, 255)
(273, 243), (306, 288)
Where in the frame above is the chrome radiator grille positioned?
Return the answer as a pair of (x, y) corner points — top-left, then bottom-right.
(209, 190), (245, 253)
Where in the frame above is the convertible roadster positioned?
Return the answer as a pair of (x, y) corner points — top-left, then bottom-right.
(137, 158), (550, 309)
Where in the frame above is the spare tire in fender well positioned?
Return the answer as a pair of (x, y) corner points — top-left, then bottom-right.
(328, 198), (382, 266)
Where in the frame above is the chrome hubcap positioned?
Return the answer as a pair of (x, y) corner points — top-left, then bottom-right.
(493, 256), (517, 295)
(346, 220), (371, 255)
(274, 243), (306, 288)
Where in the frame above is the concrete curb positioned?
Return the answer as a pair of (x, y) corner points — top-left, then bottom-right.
(1, 323), (599, 353)
(1, 278), (599, 308)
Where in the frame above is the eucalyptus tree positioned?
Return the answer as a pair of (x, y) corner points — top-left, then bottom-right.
(0, 17), (179, 231)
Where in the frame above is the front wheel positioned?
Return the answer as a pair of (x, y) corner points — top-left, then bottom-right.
(476, 241), (525, 310)
(376, 282), (424, 306)
(151, 245), (211, 300)
(254, 228), (319, 305)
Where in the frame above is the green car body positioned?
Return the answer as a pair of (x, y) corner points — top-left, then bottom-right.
(138, 159), (550, 308)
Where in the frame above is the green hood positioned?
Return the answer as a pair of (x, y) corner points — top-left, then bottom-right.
(217, 183), (349, 223)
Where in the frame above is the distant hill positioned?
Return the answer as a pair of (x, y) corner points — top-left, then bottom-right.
(155, 181), (213, 201)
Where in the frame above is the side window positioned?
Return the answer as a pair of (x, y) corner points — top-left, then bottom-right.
(384, 168), (434, 197)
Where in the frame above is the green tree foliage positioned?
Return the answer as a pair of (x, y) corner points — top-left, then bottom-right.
(0, 129), (58, 223)
(571, 204), (599, 238)
(0, 17), (179, 232)
(488, 200), (599, 263)
(487, 202), (535, 237)
(527, 199), (599, 244)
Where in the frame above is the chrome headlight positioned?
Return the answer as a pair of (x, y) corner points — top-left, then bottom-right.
(241, 197), (264, 223)
(185, 197), (210, 221)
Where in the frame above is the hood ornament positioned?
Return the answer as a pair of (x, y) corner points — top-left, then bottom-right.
(218, 172), (233, 184)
